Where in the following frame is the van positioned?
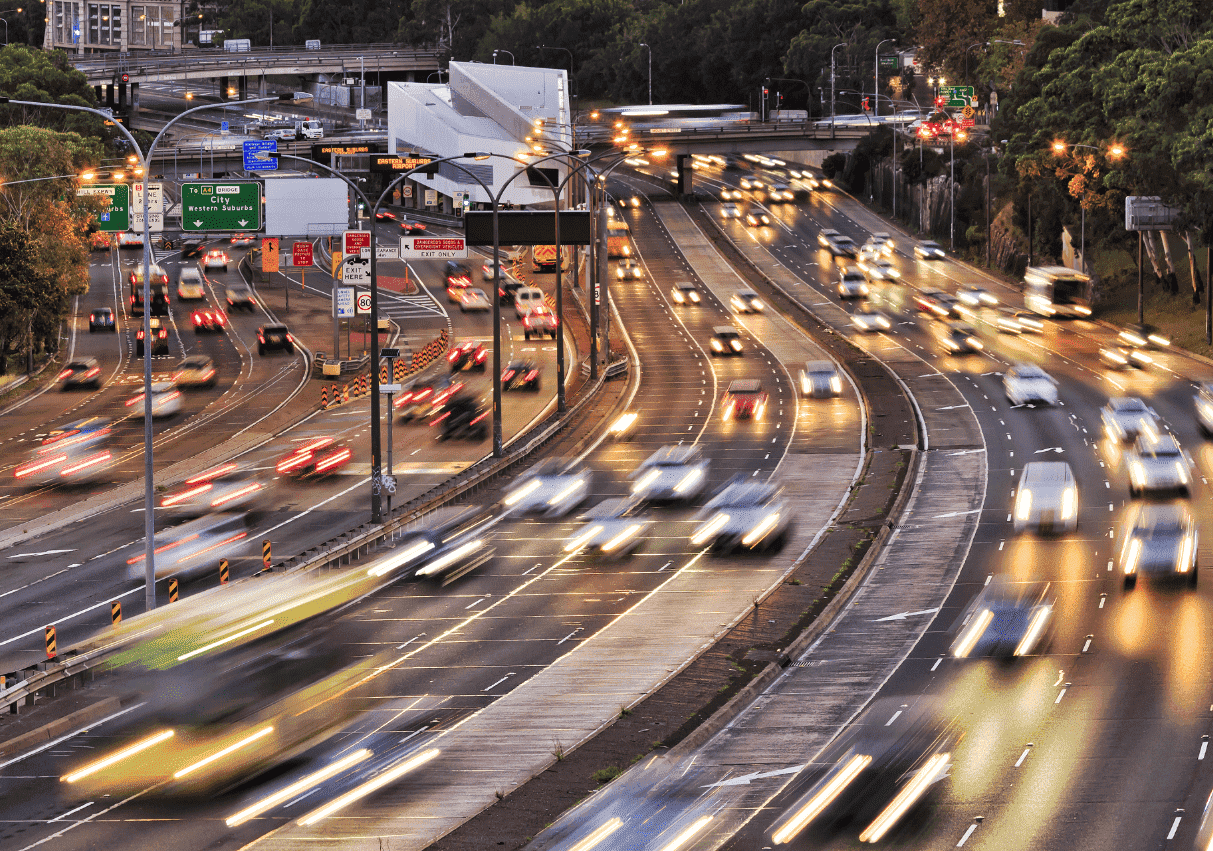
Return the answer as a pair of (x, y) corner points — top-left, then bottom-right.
(513, 286), (544, 319)
(1014, 461), (1078, 534)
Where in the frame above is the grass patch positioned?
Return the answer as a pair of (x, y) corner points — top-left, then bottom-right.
(592, 766), (623, 785)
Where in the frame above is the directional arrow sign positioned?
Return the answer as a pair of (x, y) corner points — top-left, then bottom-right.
(180, 181), (262, 232)
(702, 765), (806, 788)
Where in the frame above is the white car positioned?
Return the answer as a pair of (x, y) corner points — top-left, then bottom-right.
(1119, 503), (1198, 589)
(731, 290), (764, 313)
(1126, 432), (1193, 497)
(459, 288), (491, 312)
(671, 282), (701, 305)
(159, 468), (265, 517)
(851, 303), (892, 333)
(869, 232), (895, 252)
(127, 381), (183, 419)
(800, 361), (843, 398)
(1102, 397), (1159, 443)
(1004, 364), (1058, 406)
(859, 258), (899, 280)
(720, 202), (741, 218)
(994, 307), (1043, 334)
(690, 476), (790, 553)
(629, 445), (709, 504)
(176, 267), (206, 301)
(1014, 461), (1078, 534)
(616, 258), (643, 280)
(837, 270), (869, 299)
(914, 240), (946, 260)
(958, 286), (999, 307)
(563, 498), (651, 558)
(501, 460), (590, 518)
(935, 321), (984, 354)
(1195, 382), (1213, 436)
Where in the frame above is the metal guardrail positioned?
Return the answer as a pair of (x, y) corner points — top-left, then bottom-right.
(70, 45), (442, 79)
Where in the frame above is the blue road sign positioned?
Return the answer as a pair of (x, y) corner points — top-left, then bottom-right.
(243, 139), (279, 172)
(221, 121), (230, 133)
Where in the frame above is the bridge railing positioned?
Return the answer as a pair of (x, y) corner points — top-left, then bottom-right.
(69, 44), (443, 78)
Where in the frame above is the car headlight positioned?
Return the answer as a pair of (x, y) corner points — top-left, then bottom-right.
(1124, 537), (1142, 574)
(953, 608), (994, 658)
(730, 340), (742, 351)
(829, 376), (842, 394)
(674, 466), (704, 494)
(1178, 532), (1195, 572)
(711, 339), (723, 351)
(690, 292), (700, 303)
(1014, 489), (1033, 522)
(1074, 305), (1092, 316)
(673, 292), (684, 303)
(1060, 486), (1076, 520)
(1176, 461), (1190, 483)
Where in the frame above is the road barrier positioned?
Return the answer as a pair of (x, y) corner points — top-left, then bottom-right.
(168, 578), (179, 603)
(219, 559), (229, 585)
(110, 601), (121, 626)
(316, 327), (450, 412)
(44, 626), (56, 660)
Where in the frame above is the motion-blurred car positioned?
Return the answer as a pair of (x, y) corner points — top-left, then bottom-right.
(159, 466), (265, 517)
(117, 231), (143, 249)
(958, 286), (998, 307)
(690, 475), (790, 553)
(275, 437), (353, 478)
(606, 411), (639, 440)
(88, 308), (115, 333)
(1003, 364), (1058, 406)
(1102, 396), (1159, 442)
(720, 202), (741, 218)
(739, 177), (763, 191)
(709, 325), (744, 356)
(868, 231), (895, 252)
(522, 306), (559, 340)
(1126, 431), (1193, 496)
(126, 381), (182, 418)
(191, 307), (227, 333)
(799, 361), (843, 398)
(434, 391), (490, 441)
(563, 498), (651, 558)
(179, 239), (204, 258)
(1119, 322), (1170, 350)
(1119, 503), (1198, 589)
(993, 307), (1039, 334)
(448, 339), (487, 373)
(14, 423), (113, 484)
(767, 696), (955, 845)
(88, 231), (111, 251)
(1099, 345), (1152, 370)
(229, 234), (255, 247)
(616, 258), (643, 280)
(1014, 461), (1078, 534)
(482, 258), (509, 280)
(721, 379), (767, 421)
(745, 211), (771, 227)
(914, 288), (963, 319)
(769, 183), (794, 202)
(225, 285), (257, 313)
(257, 324), (293, 355)
(671, 282), (701, 305)
(818, 229), (858, 257)
(934, 321), (984, 354)
(913, 239), (946, 259)
(858, 257), (899, 280)
(1196, 382), (1213, 436)
(949, 578), (1054, 659)
(459, 287), (491, 312)
(731, 289), (764, 313)
(176, 267), (206, 301)
(125, 511), (254, 580)
(629, 444), (708, 504)
(395, 377), (464, 422)
(173, 355), (217, 389)
(502, 360), (542, 391)
(445, 261), (472, 289)
(203, 249), (230, 272)
(501, 459), (589, 518)
(837, 269), (870, 300)
(135, 317), (170, 357)
(400, 219), (427, 235)
(851, 303), (892, 333)
(373, 210), (397, 222)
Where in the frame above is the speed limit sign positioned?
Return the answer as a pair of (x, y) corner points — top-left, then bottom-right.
(356, 292), (372, 314)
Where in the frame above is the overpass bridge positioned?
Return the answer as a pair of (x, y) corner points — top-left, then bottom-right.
(69, 44), (443, 112)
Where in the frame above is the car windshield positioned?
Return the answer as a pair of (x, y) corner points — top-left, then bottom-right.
(1017, 367), (1047, 379)
(1115, 399), (1148, 413)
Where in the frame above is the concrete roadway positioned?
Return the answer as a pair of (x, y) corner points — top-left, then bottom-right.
(529, 165), (1213, 851)
(0, 179), (862, 850)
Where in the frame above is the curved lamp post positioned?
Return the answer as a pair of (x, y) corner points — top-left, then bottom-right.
(874, 39), (895, 117)
(1050, 139), (1126, 271)
(830, 42), (847, 139)
(0, 91), (304, 611)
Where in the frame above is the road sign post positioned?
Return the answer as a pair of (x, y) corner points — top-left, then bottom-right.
(181, 181), (262, 232)
(344, 229), (371, 258)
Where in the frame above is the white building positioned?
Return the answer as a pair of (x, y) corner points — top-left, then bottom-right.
(387, 61), (575, 213)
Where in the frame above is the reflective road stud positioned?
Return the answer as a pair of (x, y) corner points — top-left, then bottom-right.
(168, 578), (179, 603)
(110, 600), (122, 625)
(219, 558), (229, 585)
(45, 625), (56, 659)
(262, 539), (271, 571)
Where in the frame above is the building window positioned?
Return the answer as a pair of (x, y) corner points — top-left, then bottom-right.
(131, 5), (143, 44)
(86, 3), (121, 45)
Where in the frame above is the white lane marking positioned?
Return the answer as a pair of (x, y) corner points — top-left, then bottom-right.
(47, 802), (94, 823)
(483, 672), (514, 692)
(0, 586), (142, 648)
(465, 597), (487, 610)
(1200, 739), (1208, 761)
(931, 656), (943, 671)
(7, 549), (75, 559)
(1014, 746), (1031, 768)
(885, 710), (903, 726)
(1168, 815), (1182, 840)
(1082, 636), (1093, 653)
(1055, 687), (1068, 704)
(395, 633), (425, 651)
(957, 823), (979, 847)
(0, 702), (146, 771)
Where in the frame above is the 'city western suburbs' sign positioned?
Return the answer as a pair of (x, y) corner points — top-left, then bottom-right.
(180, 182), (262, 232)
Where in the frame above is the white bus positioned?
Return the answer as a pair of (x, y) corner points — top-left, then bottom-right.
(1024, 265), (1092, 318)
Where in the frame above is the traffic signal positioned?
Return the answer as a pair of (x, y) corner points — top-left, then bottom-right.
(934, 95), (946, 109)
(120, 73), (129, 83)
(862, 97), (870, 111)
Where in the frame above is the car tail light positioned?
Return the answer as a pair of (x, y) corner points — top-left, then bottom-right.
(723, 401), (734, 420)
(15, 454), (68, 478)
(217, 314), (227, 326)
(212, 482), (261, 507)
(60, 451), (111, 477)
(503, 369), (515, 380)
(126, 393), (145, 407)
(57, 369), (73, 381)
(163, 482), (213, 507)
(431, 411), (450, 426)
(471, 411), (489, 424)
(448, 350), (459, 362)
(525, 370), (539, 381)
(314, 448), (352, 473)
(185, 463), (237, 485)
(474, 350), (486, 362)
(276, 453), (311, 474)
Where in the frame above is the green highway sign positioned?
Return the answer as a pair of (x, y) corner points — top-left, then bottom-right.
(878, 55), (900, 70)
(78, 183), (129, 232)
(180, 181), (262, 232)
(939, 85), (975, 108)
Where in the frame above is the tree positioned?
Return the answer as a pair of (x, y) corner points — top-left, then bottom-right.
(0, 221), (57, 374)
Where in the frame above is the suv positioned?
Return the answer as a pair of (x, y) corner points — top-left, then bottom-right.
(257, 324), (294, 355)
(709, 325), (744, 356)
(226, 285), (258, 313)
(89, 308), (116, 333)
(176, 267), (206, 301)
(522, 306), (558, 340)
(722, 379), (768, 421)
(135, 317), (170, 356)
(438, 392), (489, 441)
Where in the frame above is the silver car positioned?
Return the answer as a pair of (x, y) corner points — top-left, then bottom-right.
(1003, 364), (1058, 407)
(800, 361), (843, 398)
(690, 476), (791, 553)
(629, 445), (708, 504)
(563, 498), (651, 558)
(1119, 503), (1198, 589)
(1195, 382), (1213, 436)
(1126, 432), (1193, 496)
(1101, 396), (1159, 442)
(949, 578), (1054, 659)
(1014, 461), (1078, 534)
(501, 460), (590, 518)
(837, 270), (870, 299)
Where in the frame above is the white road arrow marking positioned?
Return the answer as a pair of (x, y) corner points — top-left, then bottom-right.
(7, 549), (75, 559)
(936, 405), (968, 410)
(875, 607), (941, 622)
(934, 509), (982, 518)
(702, 765), (806, 788)
(1034, 447), (1064, 454)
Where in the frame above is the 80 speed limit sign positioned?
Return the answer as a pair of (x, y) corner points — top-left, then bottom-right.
(357, 292), (372, 314)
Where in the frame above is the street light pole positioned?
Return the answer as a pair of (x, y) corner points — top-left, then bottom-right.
(639, 42), (652, 105)
(875, 39), (894, 118)
(831, 42), (846, 139)
(0, 92), (302, 611)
